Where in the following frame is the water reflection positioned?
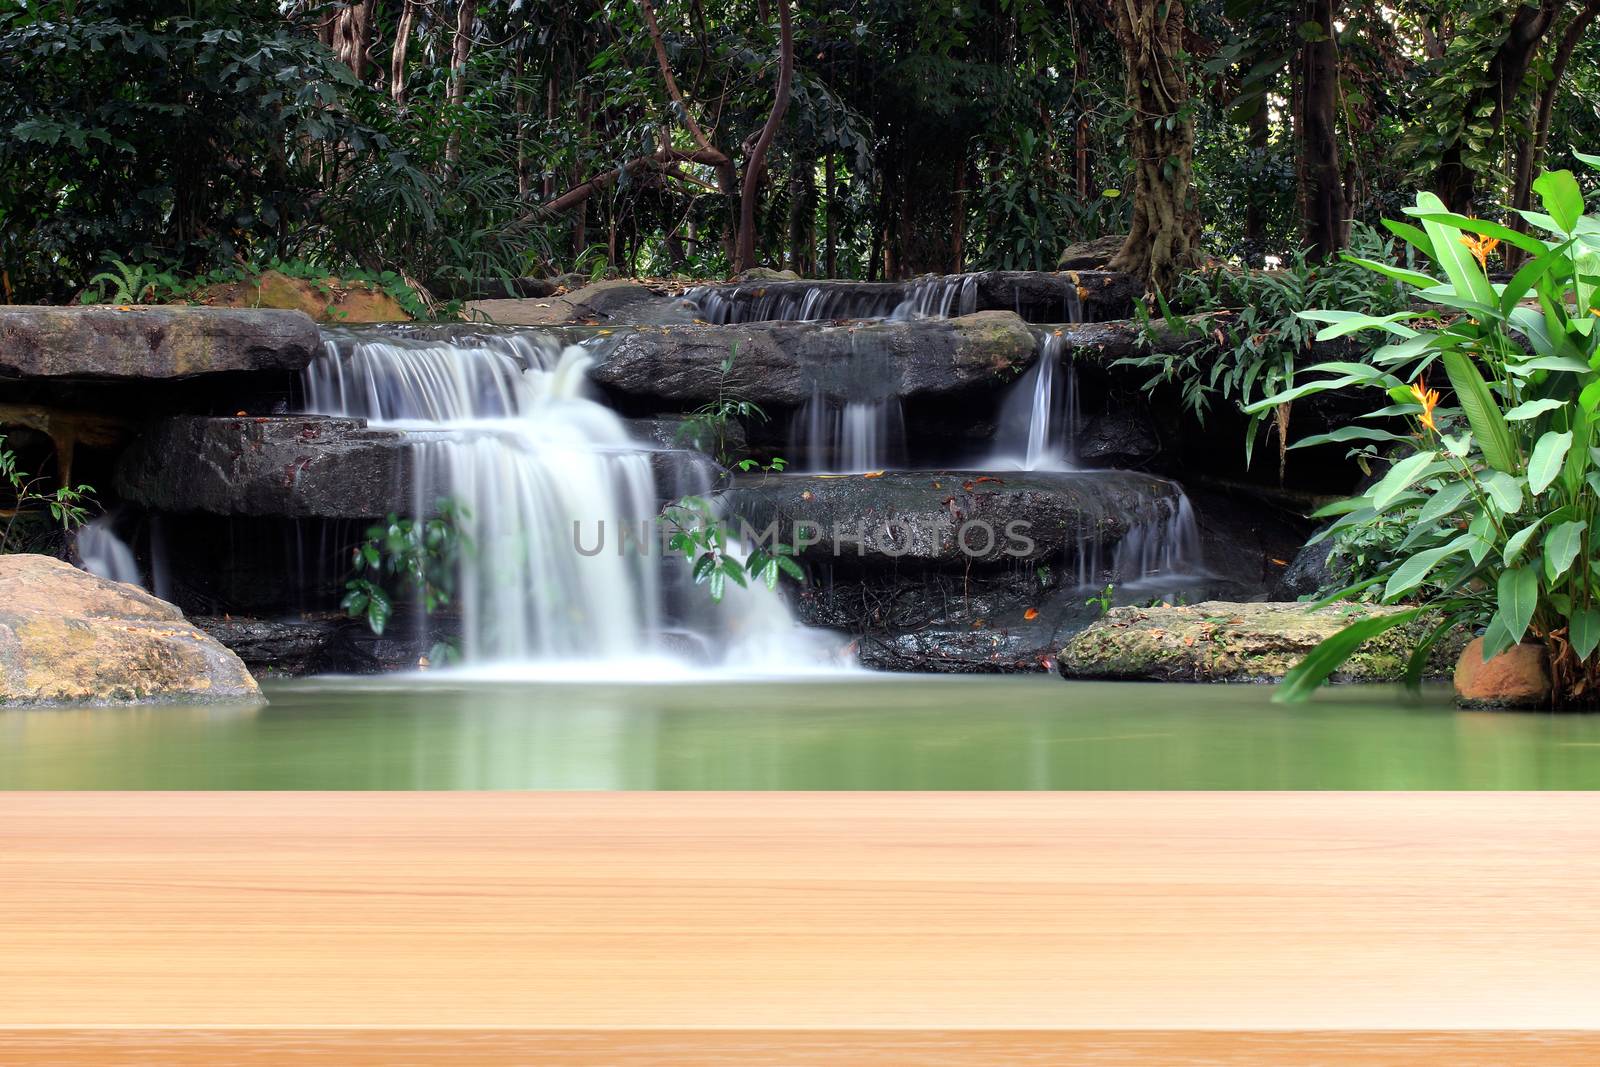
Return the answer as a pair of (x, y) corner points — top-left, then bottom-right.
(3, 678), (1600, 790)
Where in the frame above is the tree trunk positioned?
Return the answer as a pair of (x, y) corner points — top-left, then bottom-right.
(445, 2), (475, 168)
(1300, 0), (1347, 260)
(1434, 0), (1559, 211)
(734, 0), (794, 272)
(1104, 0), (1200, 293)
(390, 0), (415, 103)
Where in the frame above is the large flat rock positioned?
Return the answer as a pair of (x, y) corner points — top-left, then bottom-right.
(589, 311), (1035, 406)
(116, 415), (416, 518)
(722, 469), (1186, 567)
(1057, 601), (1466, 683)
(115, 415), (720, 519)
(0, 305), (319, 381)
(0, 554), (259, 705)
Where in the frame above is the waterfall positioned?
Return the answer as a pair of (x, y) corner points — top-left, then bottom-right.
(685, 284), (900, 324)
(790, 391), (905, 474)
(989, 333), (1080, 471)
(305, 327), (833, 669)
(76, 519), (142, 588)
(890, 275), (978, 320)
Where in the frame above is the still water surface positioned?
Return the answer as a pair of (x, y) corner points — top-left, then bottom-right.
(3, 675), (1600, 789)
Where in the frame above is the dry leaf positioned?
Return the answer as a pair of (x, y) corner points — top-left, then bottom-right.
(862, 470), (885, 478)
(1023, 607), (1039, 621)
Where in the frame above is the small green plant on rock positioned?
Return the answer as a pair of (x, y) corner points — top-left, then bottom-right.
(677, 343), (768, 466)
(0, 435), (94, 553)
(343, 500), (469, 664)
(661, 495), (803, 603)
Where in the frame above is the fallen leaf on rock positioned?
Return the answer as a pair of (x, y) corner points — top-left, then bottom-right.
(801, 490), (814, 501)
(862, 470), (884, 478)
(1023, 607), (1039, 620)
(1270, 558), (1289, 566)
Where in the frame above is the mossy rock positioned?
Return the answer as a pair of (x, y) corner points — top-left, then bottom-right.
(196, 269), (410, 323)
(1057, 601), (1466, 684)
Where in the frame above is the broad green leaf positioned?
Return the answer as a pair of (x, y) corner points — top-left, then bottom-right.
(1290, 426), (1410, 449)
(1381, 219), (1436, 260)
(1545, 520), (1587, 583)
(1408, 209), (1546, 255)
(1497, 566), (1540, 646)
(1338, 255), (1438, 289)
(1417, 481), (1471, 524)
(1482, 612), (1517, 661)
(1369, 451), (1441, 511)
(1502, 521), (1545, 567)
(1571, 607), (1600, 659)
(1503, 398), (1567, 420)
(1415, 191), (1497, 306)
(1441, 349), (1518, 473)
(1274, 607), (1428, 703)
(1528, 430), (1573, 495)
(1481, 470), (1524, 513)
(1302, 309), (1420, 340)
(1533, 169), (1585, 232)
(1386, 536), (1470, 599)
(1577, 151), (1600, 173)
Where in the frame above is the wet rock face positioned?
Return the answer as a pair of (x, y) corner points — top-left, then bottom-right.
(1057, 601), (1466, 683)
(116, 415), (415, 519)
(0, 306), (319, 380)
(589, 311), (1037, 408)
(0, 554), (259, 706)
(1057, 234), (1128, 270)
(722, 469), (1187, 567)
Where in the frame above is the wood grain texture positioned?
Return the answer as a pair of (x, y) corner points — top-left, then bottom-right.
(1, 792), (1599, 1059)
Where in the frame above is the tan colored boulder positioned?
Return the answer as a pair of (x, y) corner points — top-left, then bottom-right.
(0, 555), (260, 706)
(1058, 601), (1466, 683)
(1454, 637), (1551, 709)
(195, 269), (410, 323)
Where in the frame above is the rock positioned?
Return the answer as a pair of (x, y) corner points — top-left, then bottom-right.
(1057, 600), (1466, 683)
(1271, 533), (1338, 601)
(432, 277), (559, 302)
(194, 270), (410, 323)
(470, 280), (699, 327)
(0, 305), (319, 381)
(0, 554), (260, 705)
(1058, 234), (1128, 270)
(1453, 638), (1551, 709)
(731, 268), (801, 282)
(975, 271), (1141, 322)
(590, 311), (1036, 407)
(192, 613), (458, 677)
(624, 416), (748, 459)
(722, 469), (1188, 567)
(1077, 410), (1161, 468)
(117, 415), (415, 518)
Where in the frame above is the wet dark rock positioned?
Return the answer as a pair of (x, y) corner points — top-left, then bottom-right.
(590, 311), (1036, 408)
(624, 415), (748, 458)
(1057, 234), (1128, 270)
(722, 469), (1187, 568)
(116, 415), (415, 519)
(1077, 410), (1162, 468)
(0, 306), (319, 381)
(193, 612), (460, 677)
(1271, 532), (1338, 601)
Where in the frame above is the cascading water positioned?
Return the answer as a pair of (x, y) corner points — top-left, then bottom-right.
(989, 333), (1080, 471)
(305, 327), (831, 669)
(890, 274), (978, 320)
(790, 392), (905, 474)
(76, 519), (142, 588)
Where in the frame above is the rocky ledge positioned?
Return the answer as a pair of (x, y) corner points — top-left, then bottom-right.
(0, 554), (259, 705)
(1057, 601), (1466, 684)
(0, 305), (319, 381)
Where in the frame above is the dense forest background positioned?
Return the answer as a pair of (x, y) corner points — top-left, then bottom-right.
(2, 0), (1598, 302)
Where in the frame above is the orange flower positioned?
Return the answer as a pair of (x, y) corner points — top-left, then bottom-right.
(1460, 228), (1501, 269)
(1410, 378), (1440, 433)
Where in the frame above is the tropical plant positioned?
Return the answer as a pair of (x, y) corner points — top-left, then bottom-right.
(661, 495), (803, 603)
(1124, 223), (1414, 474)
(80, 259), (183, 305)
(343, 501), (470, 664)
(0, 435), (95, 553)
(1247, 155), (1600, 705)
(676, 343), (768, 465)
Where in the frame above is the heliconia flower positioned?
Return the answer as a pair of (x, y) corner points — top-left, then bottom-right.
(1459, 227), (1501, 269)
(1410, 378), (1440, 432)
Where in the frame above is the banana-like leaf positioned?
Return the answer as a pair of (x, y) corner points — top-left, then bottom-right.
(1441, 349), (1518, 473)
(1275, 607), (1428, 703)
(1545, 520), (1587, 583)
(1415, 192), (1497, 307)
(1528, 430), (1572, 495)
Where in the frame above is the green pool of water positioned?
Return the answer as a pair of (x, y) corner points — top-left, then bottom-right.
(3, 674), (1599, 789)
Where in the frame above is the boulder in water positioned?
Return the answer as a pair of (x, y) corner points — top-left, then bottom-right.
(0, 554), (260, 705)
(0, 305), (319, 381)
(1453, 638), (1551, 709)
(1057, 601), (1465, 683)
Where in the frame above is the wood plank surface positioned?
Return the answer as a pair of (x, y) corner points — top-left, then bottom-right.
(1, 792), (1598, 1062)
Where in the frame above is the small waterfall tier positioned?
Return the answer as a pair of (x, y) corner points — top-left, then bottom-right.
(303, 326), (829, 668)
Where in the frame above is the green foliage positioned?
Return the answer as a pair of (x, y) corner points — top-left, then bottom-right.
(0, 435), (94, 553)
(1251, 157), (1600, 703)
(676, 344), (768, 465)
(343, 502), (470, 662)
(1085, 583), (1115, 616)
(662, 495), (803, 603)
(1123, 224), (1414, 468)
